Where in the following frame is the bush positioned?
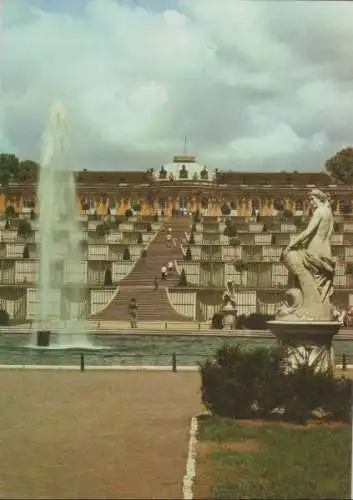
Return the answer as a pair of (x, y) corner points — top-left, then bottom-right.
(30, 209), (36, 220)
(4, 219), (10, 230)
(224, 219), (238, 237)
(17, 220), (32, 239)
(0, 308), (10, 325)
(178, 268), (187, 286)
(104, 268), (113, 286)
(146, 222), (152, 232)
(125, 208), (133, 218)
(200, 344), (351, 423)
(282, 208), (293, 218)
(184, 246), (192, 261)
(211, 312), (223, 330)
(123, 247), (131, 261)
(188, 232), (195, 244)
(236, 313), (274, 330)
(96, 223), (109, 238)
(5, 205), (15, 218)
(23, 244), (30, 259)
(137, 232), (143, 244)
(221, 203), (231, 216)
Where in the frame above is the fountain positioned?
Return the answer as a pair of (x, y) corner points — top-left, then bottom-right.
(267, 189), (340, 373)
(31, 102), (94, 349)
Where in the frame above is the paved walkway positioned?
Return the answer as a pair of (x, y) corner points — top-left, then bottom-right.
(0, 371), (201, 499)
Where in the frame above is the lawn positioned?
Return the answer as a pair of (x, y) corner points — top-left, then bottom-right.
(195, 415), (351, 500)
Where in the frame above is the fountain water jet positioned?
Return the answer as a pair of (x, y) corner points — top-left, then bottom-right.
(30, 102), (94, 349)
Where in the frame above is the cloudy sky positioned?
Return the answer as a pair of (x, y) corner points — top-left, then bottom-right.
(1, 0), (353, 172)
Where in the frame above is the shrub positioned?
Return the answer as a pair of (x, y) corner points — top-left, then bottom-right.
(211, 312), (223, 330)
(123, 247), (131, 261)
(199, 344), (351, 423)
(5, 205), (15, 218)
(234, 259), (248, 272)
(184, 246), (192, 261)
(96, 223), (109, 238)
(104, 268), (113, 286)
(236, 313), (274, 330)
(224, 220), (238, 237)
(4, 219), (10, 230)
(282, 208), (293, 218)
(178, 268), (187, 286)
(17, 220), (32, 239)
(188, 232), (195, 244)
(23, 244), (30, 259)
(30, 209), (36, 220)
(125, 208), (133, 218)
(220, 203), (231, 216)
(0, 308), (9, 325)
(137, 232), (143, 244)
(146, 222), (152, 232)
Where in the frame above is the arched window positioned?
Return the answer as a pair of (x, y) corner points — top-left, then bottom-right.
(158, 198), (166, 210)
(179, 197), (188, 209)
(201, 197), (208, 210)
(295, 199), (304, 211)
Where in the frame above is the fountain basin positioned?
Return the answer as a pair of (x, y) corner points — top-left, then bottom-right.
(267, 320), (341, 373)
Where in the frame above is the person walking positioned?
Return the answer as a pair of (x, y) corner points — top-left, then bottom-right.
(128, 298), (138, 328)
(161, 265), (167, 280)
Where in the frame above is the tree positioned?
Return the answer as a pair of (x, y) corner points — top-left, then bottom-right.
(23, 244), (30, 259)
(0, 154), (20, 186)
(104, 268), (113, 286)
(325, 147), (353, 184)
(220, 203), (231, 216)
(18, 220), (32, 239)
(5, 206), (15, 218)
(178, 268), (187, 286)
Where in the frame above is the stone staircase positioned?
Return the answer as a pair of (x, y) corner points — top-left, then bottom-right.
(92, 217), (193, 322)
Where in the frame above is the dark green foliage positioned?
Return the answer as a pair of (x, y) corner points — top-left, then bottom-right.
(325, 146), (353, 184)
(4, 219), (10, 230)
(125, 208), (133, 218)
(220, 203), (231, 216)
(200, 344), (351, 423)
(184, 246), (192, 261)
(178, 268), (187, 286)
(223, 219), (238, 237)
(236, 313), (275, 330)
(137, 232), (143, 244)
(30, 209), (36, 220)
(17, 220), (32, 239)
(273, 199), (284, 211)
(211, 312), (223, 330)
(0, 308), (10, 325)
(104, 268), (113, 286)
(282, 208), (293, 218)
(23, 244), (30, 259)
(5, 205), (15, 218)
(123, 247), (131, 261)
(96, 223), (110, 238)
(188, 232), (195, 244)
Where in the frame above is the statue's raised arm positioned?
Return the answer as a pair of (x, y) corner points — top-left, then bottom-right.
(277, 189), (335, 322)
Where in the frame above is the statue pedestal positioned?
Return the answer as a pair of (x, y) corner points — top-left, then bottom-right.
(267, 320), (340, 373)
(36, 330), (51, 347)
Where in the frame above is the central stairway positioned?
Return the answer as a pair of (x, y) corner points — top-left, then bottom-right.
(92, 217), (193, 322)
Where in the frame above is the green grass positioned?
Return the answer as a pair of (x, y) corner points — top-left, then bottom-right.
(198, 416), (351, 499)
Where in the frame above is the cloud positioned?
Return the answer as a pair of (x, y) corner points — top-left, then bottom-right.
(2, 0), (353, 171)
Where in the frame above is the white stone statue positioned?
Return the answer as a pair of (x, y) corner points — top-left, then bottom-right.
(222, 281), (237, 329)
(276, 189), (335, 322)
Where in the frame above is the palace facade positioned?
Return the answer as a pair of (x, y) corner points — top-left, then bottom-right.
(1, 155), (352, 217)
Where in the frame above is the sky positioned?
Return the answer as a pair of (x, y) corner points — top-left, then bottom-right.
(1, 0), (353, 172)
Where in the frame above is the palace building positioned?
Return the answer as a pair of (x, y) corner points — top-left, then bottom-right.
(1, 155), (352, 217)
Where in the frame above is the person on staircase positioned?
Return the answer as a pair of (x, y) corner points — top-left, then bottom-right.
(153, 275), (159, 290)
(128, 298), (138, 328)
(161, 265), (167, 280)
